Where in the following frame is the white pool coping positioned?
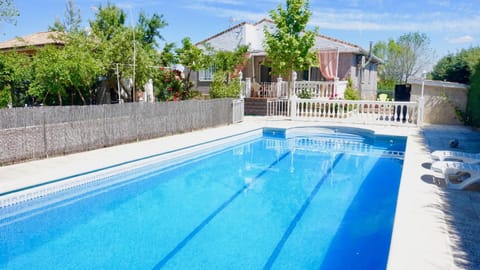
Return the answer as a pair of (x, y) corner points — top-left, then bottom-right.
(0, 117), (460, 269)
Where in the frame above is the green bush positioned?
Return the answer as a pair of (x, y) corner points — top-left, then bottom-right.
(209, 71), (241, 99)
(154, 68), (191, 101)
(468, 62), (480, 127)
(298, 89), (312, 99)
(343, 79), (360, 100)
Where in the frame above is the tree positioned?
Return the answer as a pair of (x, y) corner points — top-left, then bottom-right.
(137, 12), (167, 47)
(263, 0), (317, 84)
(0, 52), (32, 107)
(176, 37), (209, 84)
(89, 3), (166, 101)
(49, 0), (81, 33)
(208, 45), (249, 99)
(374, 32), (433, 84)
(29, 46), (69, 105)
(0, 0), (18, 27)
(158, 42), (177, 67)
(211, 45), (249, 82)
(431, 47), (480, 84)
(468, 62), (480, 127)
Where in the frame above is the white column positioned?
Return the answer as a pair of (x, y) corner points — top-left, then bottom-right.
(334, 77), (338, 99)
(276, 76), (283, 97)
(290, 95), (297, 118)
(291, 71), (297, 98)
(417, 71), (427, 126)
(245, 77), (252, 98)
(239, 71), (244, 99)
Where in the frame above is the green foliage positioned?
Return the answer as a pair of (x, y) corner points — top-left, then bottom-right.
(344, 79), (360, 100)
(344, 87), (361, 100)
(374, 32), (433, 84)
(27, 32), (102, 106)
(0, 52), (32, 107)
(137, 12), (167, 47)
(209, 71), (240, 99)
(431, 47), (480, 84)
(263, 0), (317, 80)
(159, 42), (177, 67)
(468, 62), (480, 127)
(176, 37), (209, 83)
(89, 3), (165, 100)
(297, 89), (312, 99)
(49, 0), (81, 33)
(377, 79), (396, 91)
(89, 3), (127, 41)
(29, 46), (69, 105)
(0, 0), (18, 27)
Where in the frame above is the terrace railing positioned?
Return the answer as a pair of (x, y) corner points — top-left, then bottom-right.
(242, 77), (348, 99)
(266, 98), (419, 126)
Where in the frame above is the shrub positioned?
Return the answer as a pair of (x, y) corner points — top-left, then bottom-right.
(298, 89), (312, 99)
(344, 79), (361, 100)
(468, 62), (480, 127)
(154, 68), (191, 101)
(209, 71), (241, 99)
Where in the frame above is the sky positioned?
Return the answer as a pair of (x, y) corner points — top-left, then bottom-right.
(2, 0), (479, 69)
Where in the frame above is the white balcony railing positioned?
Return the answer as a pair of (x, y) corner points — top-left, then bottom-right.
(242, 77), (347, 99)
(266, 98), (419, 126)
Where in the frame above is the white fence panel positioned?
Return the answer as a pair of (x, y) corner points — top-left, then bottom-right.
(267, 99), (419, 126)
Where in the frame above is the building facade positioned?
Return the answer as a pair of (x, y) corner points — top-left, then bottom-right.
(193, 19), (382, 100)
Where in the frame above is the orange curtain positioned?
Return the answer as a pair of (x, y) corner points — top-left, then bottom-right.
(318, 49), (338, 81)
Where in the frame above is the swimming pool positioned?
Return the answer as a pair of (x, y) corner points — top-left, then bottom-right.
(0, 127), (406, 269)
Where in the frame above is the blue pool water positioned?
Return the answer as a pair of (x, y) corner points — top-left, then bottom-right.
(0, 127), (406, 269)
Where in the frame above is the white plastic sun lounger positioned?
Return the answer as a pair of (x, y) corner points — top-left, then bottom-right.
(431, 150), (480, 163)
(431, 161), (480, 190)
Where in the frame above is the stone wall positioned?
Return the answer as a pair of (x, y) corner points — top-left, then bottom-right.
(409, 79), (469, 125)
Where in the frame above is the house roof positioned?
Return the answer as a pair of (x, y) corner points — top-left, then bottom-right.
(196, 18), (382, 64)
(0, 31), (65, 51)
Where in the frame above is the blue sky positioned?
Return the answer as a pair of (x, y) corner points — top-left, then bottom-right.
(2, 0), (479, 67)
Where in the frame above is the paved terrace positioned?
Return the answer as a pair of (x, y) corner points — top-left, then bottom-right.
(0, 117), (479, 269)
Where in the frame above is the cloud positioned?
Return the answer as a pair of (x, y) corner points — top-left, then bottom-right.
(446, 35), (474, 44)
(309, 8), (480, 34)
(196, 0), (244, 5)
(184, 2), (267, 21)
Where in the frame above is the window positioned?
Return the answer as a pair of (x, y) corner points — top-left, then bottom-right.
(199, 66), (215, 81)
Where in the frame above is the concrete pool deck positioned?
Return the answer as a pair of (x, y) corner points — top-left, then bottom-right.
(0, 117), (479, 269)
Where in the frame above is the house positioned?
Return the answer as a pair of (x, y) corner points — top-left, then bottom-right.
(192, 19), (382, 100)
(0, 31), (64, 56)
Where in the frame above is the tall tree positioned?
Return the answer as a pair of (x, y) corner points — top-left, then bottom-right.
(468, 62), (480, 127)
(49, 0), (81, 33)
(29, 46), (69, 106)
(0, 0), (18, 27)
(431, 47), (480, 84)
(137, 12), (167, 48)
(176, 37), (209, 84)
(89, 3), (126, 41)
(374, 32), (433, 84)
(0, 52), (32, 107)
(263, 0), (317, 83)
(89, 4), (166, 101)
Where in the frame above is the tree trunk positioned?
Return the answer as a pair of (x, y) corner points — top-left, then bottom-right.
(76, 87), (87, 105)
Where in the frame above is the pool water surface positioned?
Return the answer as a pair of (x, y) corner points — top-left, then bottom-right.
(0, 127), (406, 269)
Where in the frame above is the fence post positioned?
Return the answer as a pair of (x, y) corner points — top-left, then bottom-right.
(245, 77), (251, 98)
(291, 71), (297, 97)
(239, 71), (244, 99)
(290, 95), (297, 118)
(277, 76), (282, 97)
(417, 97), (424, 126)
